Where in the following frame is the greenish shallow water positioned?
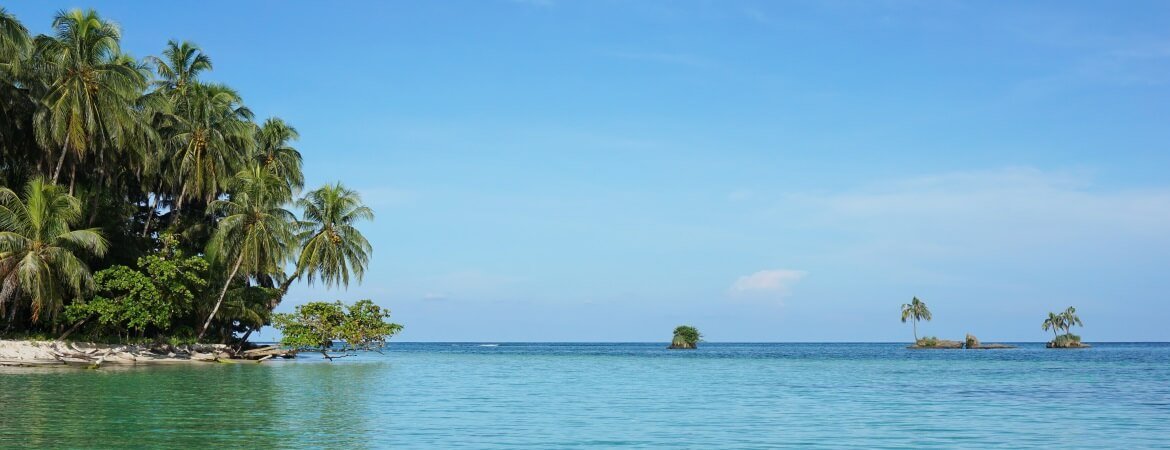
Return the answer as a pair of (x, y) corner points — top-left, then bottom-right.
(1, 343), (1169, 449)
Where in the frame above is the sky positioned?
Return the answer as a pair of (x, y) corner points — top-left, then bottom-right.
(7, 1), (1170, 342)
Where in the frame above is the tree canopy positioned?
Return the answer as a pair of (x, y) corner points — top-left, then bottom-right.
(273, 300), (402, 359)
(900, 297), (931, 343)
(0, 9), (382, 345)
(671, 325), (701, 349)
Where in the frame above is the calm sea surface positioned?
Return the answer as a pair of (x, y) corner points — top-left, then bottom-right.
(2, 342), (1168, 448)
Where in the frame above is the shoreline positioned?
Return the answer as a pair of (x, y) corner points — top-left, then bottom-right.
(0, 340), (294, 368)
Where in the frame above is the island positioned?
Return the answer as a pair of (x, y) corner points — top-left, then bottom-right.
(0, 8), (399, 365)
(905, 334), (1017, 350)
(1043, 307), (1090, 348)
(668, 325), (701, 349)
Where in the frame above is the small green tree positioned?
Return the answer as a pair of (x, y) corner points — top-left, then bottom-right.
(64, 247), (208, 340)
(1042, 312), (1063, 343)
(900, 296), (932, 343)
(1060, 307), (1083, 334)
(671, 325), (702, 349)
(273, 300), (402, 359)
(1044, 306), (1085, 348)
(339, 300), (402, 352)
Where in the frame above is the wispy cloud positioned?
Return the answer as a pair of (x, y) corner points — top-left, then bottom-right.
(729, 269), (808, 300)
(778, 167), (1170, 269)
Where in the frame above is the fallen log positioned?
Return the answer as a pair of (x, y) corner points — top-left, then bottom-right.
(240, 345), (296, 359)
(87, 349), (116, 369)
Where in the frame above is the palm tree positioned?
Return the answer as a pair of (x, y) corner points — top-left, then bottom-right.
(139, 40), (212, 235)
(31, 9), (146, 186)
(900, 296), (932, 342)
(220, 286), (275, 349)
(167, 82), (254, 213)
(197, 166), (295, 340)
(145, 40), (211, 102)
(1041, 311), (1064, 343)
(0, 8), (33, 184)
(0, 178), (107, 324)
(255, 117), (303, 193)
(1060, 306), (1082, 334)
(277, 183), (373, 304)
(0, 7), (30, 78)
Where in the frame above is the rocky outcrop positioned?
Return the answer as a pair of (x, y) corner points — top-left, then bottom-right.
(668, 336), (696, 349)
(908, 336), (1017, 350)
(908, 339), (963, 349)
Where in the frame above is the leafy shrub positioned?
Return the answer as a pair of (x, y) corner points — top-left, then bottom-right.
(273, 300), (403, 358)
(918, 336), (940, 347)
(1052, 333), (1082, 347)
(64, 252), (208, 339)
(672, 325), (702, 347)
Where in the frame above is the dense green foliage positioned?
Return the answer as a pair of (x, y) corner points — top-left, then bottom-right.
(273, 300), (402, 359)
(1042, 306), (1084, 348)
(900, 297), (931, 342)
(64, 239), (207, 339)
(0, 9), (380, 343)
(671, 325), (701, 348)
(0, 178), (108, 324)
(917, 336), (940, 347)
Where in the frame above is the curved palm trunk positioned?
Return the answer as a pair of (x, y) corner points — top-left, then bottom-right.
(141, 181), (164, 237)
(172, 185), (188, 224)
(68, 164), (76, 196)
(234, 328), (255, 353)
(141, 195), (158, 237)
(274, 269), (302, 308)
(912, 319), (918, 342)
(197, 252), (245, 341)
(51, 142), (69, 183)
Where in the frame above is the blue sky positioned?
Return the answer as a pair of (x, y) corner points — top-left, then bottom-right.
(9, 1), (1170, 341)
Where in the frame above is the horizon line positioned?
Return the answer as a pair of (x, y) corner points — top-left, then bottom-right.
(364, 341), (1170, 344)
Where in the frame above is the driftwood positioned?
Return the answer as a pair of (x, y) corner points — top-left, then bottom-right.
(240, 345), (296, 359)
(87, 349), (116, 369)
(2, 340), (299, 368)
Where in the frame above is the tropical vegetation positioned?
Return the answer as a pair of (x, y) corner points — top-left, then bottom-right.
(900, 296), (931, 344)
(0, 8), (384, 347)
(1042, 306), (1085, 348)
(669, 325), (701, 349)
(273, 300), (402, 359)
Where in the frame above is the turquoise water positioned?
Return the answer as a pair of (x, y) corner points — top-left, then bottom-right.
(2, 343), (1168, 448)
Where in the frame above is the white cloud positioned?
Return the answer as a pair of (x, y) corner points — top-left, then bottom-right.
(786, 167), (1170, 243)
(729, 269), (807, 299)
(766, 167), (1170, 286)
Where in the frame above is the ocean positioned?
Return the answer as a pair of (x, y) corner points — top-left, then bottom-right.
(2, 342), (1168, 448)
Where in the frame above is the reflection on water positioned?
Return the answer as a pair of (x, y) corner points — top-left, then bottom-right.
(2, 344), (1169, 448)
(0, 361), (388, 448)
